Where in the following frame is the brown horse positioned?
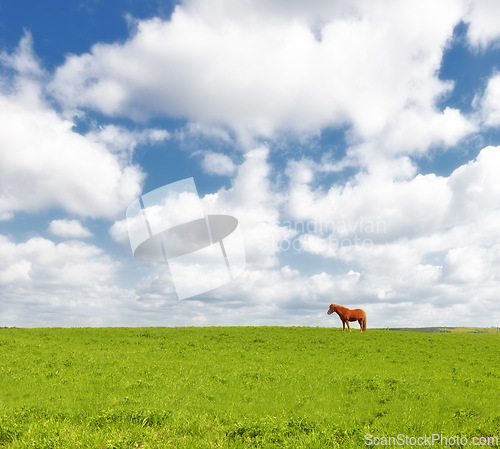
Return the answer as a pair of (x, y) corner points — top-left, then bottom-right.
(327, 304), (366, 332)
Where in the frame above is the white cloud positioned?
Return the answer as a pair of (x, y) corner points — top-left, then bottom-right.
(85, 124), (169, 165)
(0, 235), (115, 288)
(0, 34), (145, 220)
(71, 139), (500, 327)
(48, 219), (92, 238)
(0, 234), (132, 326)
(378, 106), (476, 156)
(0, 32), (43, 77)
(202, 146), (294, 268)
(273, 145), (500, 326)
(466, 0), (500, 48)
(475, 73), (500, 127)
(0, 234), (188, 327)
(447, 146), (500, 222)
(178, 122), (232, 143)
(124, 142), (498, 327)
(49, 0), (474, 151)
(3, 2), (500, 328)
(441, 246), (489, 284)
(201, 152), (235, 176)
(109, 218), (130, 248)
(285, 159), (315, 184)
(286, 146), (500, 244)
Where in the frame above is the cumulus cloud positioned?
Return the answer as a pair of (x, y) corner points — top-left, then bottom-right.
(475, 73), (500, 127)
(286, 146), (500, 249)
(201, 146), (294, 268)
(0, 235), (116, 288)
(49, 0), (475, 152)
(376, 106), (476, 156)
(85, 124), (170, 165)
(274, 145), (500, 326)
(0, 234), (129, 325)
(0, 234), (209, 327)
(465, 0), (500, 48)
(109, 218), (130, 248)
(4, 1), (500, 328)
(200, 152), (235, 176)
(48, 219), (92, 238)
(110, 141), (500, 327)
(178, 122), (232, 144)
(0, 34), (146, 220)
(0, 32), (43, 77)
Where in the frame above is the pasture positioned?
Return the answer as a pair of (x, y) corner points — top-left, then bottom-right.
(0, 327), (498, 448)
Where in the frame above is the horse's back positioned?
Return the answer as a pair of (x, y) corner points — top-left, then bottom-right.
(352, 308), (366, 319)
(334, 305), (366, 321)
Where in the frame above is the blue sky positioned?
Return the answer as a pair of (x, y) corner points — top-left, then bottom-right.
(1, 0), (500, 328)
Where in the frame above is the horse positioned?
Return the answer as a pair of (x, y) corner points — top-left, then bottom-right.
(327, 304), (366, 332)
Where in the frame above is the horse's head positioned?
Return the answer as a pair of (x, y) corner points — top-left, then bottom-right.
(327, 304), (337, 315)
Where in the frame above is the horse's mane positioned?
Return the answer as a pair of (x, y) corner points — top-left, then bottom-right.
(333, 304), (348, 312)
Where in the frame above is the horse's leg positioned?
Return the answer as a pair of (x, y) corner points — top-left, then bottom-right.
(359, 319), (364, 332)
(346, 321), (351, 332)
(342, 320), (346, 331)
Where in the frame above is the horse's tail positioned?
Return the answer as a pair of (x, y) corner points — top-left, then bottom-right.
(363, 315), (367, 331)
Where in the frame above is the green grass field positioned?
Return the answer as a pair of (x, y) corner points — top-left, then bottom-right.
(0, 327), (499, 448)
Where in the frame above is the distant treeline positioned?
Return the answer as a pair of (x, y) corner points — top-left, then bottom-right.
(385, 327), (499, 333)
